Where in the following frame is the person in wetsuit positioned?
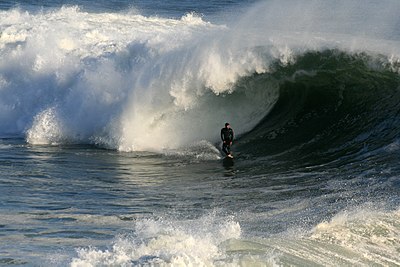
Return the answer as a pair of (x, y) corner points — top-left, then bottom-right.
(221, 122), (234, 157)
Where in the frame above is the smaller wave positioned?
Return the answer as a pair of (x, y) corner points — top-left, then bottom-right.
(218, 205), (400, 266)
(69, 205), (400, 266)
(310, 206), (400, 265)
(70, 214), (241, 266)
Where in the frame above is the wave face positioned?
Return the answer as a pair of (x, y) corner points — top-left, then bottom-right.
(239, 50), (400, 163)
(1, 0), (400, 154)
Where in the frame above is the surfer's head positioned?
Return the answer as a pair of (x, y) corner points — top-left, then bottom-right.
(225, 122), (230, 128)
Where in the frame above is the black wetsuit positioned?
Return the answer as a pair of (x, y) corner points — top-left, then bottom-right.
(220, 127), (234, 155)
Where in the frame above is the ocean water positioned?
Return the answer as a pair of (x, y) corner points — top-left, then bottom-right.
(1, 0), (400, 266)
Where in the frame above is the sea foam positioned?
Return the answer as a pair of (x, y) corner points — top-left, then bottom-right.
(70, 214), (241, 266)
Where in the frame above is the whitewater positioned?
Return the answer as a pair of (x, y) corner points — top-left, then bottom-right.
(0, 3), (277, 152)
(1, 0), (400, 266)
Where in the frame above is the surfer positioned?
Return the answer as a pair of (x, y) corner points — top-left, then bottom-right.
(221, 122), (234, 158)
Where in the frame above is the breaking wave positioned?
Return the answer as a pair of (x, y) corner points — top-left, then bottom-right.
(1, 0), (400, 156)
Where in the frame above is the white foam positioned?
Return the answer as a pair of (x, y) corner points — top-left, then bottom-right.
(26, 107), (64, 145)
(162, 140), (222, 161)
(70, 214), (241, 266)
(310, 206), (400, 265)
(220, 206), (400, 266)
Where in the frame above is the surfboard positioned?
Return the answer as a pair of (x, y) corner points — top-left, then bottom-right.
(224, 154), (233, 159)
